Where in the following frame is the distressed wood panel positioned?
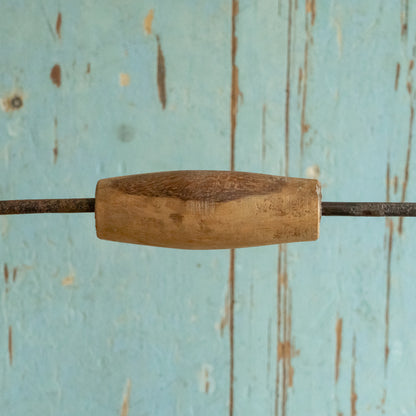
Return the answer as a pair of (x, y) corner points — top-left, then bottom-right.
(1, 1), (416, 415)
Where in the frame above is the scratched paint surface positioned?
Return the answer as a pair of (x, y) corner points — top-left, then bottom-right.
(1, 1), (416, 415)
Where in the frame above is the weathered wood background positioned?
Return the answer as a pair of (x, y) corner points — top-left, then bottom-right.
(1, 1), (415, 415)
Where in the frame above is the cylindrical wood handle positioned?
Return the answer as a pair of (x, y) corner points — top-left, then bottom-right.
(95, 171), (321, 249)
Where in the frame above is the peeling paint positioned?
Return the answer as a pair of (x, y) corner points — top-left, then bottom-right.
(335, 317), (342, 382)
(4, 263), (9, 284)
(144, 9), (154, 35)
(119, 73), (130, 87)
(284, 0), (293, 176)
(198, 364), (215, 394)
(53, 117), (58, 164)
(305, 164), (320, 179)
(385, 218), (393, 369)
(56, 12), (62, 38)
(120, 379), (131, 416)
(61, 275), (75, 286)
(395, 63), (400, 91)
(300, 0), (316, 156)
(218, 287), (230, 336)
(228, 247), (235, 416)
(385, 163), (393, 370)
(401, 0), (409, 39)
(398, 105), (414, 234)
(275, 243), (295, 416)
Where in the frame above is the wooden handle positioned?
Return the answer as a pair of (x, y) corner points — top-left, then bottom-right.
(95, 171), (321, 249)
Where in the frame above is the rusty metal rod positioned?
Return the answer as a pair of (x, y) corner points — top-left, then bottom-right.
(0, 198), (95, 215)
(1, 199), (416, 217)
(321, 202), (416, 217)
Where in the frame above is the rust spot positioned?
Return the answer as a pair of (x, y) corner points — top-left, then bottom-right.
(53, 139), (58, 163)
(86, 63), (91, 74)
(120, 379), (131, 416)
(4, 263), (9, 284)
(53, 117), (58, 164)
(219, 287), (230, 335)
(407, 82), (412, 94)
(298, 67), (303, 95)
(56, 12), (62, 38)
(156, 36), (167, 109)
(144, 9), (154, 35)
(2, 94), (23, 112)
(335, 317), (342, 382)
(8, 326), (12, 365)
(395, 63), (401, 92)
(398, 105), (414, 234)
(409, 60), (414, 72)
(12, 267), (17, 282)
(169, 213), (183, 224)
(350, 335), (357, 416)
(394, 62), (400, 91)
(394, 175), (398, 194)
(50, 64), (61, 87)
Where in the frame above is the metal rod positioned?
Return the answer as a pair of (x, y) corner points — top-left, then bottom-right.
(2, 199), (416, 217)
(322, 202), (416, 217)
(0, 198), (95, 215)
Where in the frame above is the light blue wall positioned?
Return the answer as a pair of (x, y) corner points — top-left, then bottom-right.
(1, 1), (415, 414)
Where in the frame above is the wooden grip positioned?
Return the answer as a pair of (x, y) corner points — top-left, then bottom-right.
(95, 171), (321, 249)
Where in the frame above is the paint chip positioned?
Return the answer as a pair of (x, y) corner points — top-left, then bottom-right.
(119, 73), (130, 87)
(120, 379), (131, 416)
(50, 64), (61, 87)
(56, 12), (62, 38)
(62, 275), (74, 286)
(198, 364), (215, 394)
(144, 9), (154, 35)
(306, 165), (320, 179)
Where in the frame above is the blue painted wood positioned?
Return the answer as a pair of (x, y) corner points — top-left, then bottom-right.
(1, 1), (415, 415)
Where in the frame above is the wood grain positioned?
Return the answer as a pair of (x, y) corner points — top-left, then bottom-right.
(95, 171), (321, 249)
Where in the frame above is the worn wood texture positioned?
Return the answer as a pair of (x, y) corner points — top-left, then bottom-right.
(95, 171), (321, 248)
(1, 1), (416, 415)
